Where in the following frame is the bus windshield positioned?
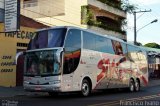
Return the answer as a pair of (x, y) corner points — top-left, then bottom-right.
(27, 28), (67, 50)
(24, 49), (60, 76)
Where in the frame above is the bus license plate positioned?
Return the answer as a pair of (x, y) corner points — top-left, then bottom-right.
(35, 86), (41, 90)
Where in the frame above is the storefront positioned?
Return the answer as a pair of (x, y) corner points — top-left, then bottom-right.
(148, 52), (160, 79)
(0, 15), (48, 87)
(143, 47), (160, 79)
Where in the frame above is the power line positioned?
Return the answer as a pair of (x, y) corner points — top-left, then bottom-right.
(133, 0), (160, 19)
(136, 13), (145, 20)
(133, 9), (151, 45)
(128, 0), (158, 23)
(127, 1), (160, 31)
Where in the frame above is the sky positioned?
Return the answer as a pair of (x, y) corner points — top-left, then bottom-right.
(127, 0), (160, 45)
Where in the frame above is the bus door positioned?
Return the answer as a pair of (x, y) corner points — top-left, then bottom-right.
(16, 51), (25, 86)
(62, 54), (74, 91)
(62, 29), (81, 91)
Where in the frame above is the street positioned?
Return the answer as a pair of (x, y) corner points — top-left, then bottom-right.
(1, 0), (160, 106)
(0, 85), (160, 106)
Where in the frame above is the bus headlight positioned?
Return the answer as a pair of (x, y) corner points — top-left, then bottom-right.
(24, 81), (30, 84)
(49, 80), (61, 84)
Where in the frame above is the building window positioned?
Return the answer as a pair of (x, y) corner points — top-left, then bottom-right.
(17, 43), (28, 47)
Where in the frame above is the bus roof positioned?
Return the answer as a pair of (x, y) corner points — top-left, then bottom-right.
(37, 26), (124, 41)
(36, 26), (140, 48)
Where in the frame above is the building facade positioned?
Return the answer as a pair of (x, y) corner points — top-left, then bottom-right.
(0, 15), (48, 87)
(148, 55), (160, 79)
(142, 47), (160, 79)
(21, 0), (127, 40)
(147, 51), (160, 79)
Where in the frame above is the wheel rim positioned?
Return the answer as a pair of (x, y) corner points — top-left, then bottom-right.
(82, 83), (89, 96)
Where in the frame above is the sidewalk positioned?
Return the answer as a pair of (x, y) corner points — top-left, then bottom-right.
(148, 78), (160, 87)
(0, 86), (48, 98)
(0, 86), (27, 97)
(0, 79), (160, 98)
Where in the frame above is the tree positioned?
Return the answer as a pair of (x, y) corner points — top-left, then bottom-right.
(121, 0), (138, 14)
(144, 43), (160, 49)
(136, 42), (142, 46)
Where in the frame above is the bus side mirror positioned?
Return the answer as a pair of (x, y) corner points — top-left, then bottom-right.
(56, 48), (64, 64)
(15, 52), (25, 65)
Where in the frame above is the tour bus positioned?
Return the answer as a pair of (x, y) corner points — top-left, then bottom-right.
(22, 26), (148, 96)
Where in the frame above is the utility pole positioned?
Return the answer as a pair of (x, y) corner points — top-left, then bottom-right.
(134, 9), (151, 45)
(134, 11), (137, 45)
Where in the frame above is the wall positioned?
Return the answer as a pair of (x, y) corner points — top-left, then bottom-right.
(0, 38), (16, 87)
(35, 0), (88, 28)
(0, 23), (37, 87)
(21, 0), (65, 18)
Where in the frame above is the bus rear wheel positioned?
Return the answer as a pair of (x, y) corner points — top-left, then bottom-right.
(135, 80), (140, 92)
(129, 79), (135, 92)
(81, 79), (90, 97)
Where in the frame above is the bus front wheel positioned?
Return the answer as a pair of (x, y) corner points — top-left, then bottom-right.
(81, 79), (91, 97)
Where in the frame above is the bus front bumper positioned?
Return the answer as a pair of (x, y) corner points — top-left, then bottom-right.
(23, 83), (61, 92)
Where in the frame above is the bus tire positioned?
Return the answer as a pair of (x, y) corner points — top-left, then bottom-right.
(135, 79), (140, 92)
(81, 79), (91, 97)
(129, 79), (135, 92)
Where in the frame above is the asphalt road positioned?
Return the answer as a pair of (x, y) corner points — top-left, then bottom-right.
(1, 85), (160, 106)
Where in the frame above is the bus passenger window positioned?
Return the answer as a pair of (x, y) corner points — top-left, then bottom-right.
(112, 40), (123, 55)
(48, 28), (67, 47)
(121, 43), (127, 54)
(106, 39), (115, 54)
(83, 31), (96, 50)
(96, 36), (108, 53)
(127, 45), (140, 62)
